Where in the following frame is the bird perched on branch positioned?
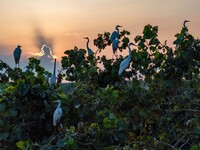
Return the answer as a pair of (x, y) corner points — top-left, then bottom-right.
(84, 37), (93, 55)
(183, 20), (190, 36)
(13, 45), (22, 68)
(110, 25), (122, 42)
(118, 42), (134, 75)
(110, 25), (122, 56)
(53, 100), (62, 126)
(50, 59), (57, 86)
(183, 20), (190, 28)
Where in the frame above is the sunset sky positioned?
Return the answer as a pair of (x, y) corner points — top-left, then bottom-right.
(0, 0), (200, 71)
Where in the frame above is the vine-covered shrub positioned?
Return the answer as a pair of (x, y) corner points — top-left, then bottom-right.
(0, 23), (200, 149)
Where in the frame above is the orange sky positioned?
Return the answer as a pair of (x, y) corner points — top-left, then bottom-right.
(0, 0), (200, 70)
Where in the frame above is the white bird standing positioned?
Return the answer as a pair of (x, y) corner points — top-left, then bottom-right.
(110, 25), (122, 55)
(118, 42), (134, 75)
(84, 37), (93, 55)
(50, 59), (57, 85)
(110, 25), (122, 42)
(13, 45), (22, 68)
(53, 100), (62, 126)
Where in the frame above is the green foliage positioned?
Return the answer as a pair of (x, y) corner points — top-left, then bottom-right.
(0, 23), (200, 149)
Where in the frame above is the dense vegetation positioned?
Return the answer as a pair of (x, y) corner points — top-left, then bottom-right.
(0, 23), (200, 149)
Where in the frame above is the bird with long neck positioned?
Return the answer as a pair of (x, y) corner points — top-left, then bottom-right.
(53, 100), (62, 126)
(50, 59), (57, 86)
(110, 25), (123, 42)
(84, 37), (93, 55)
(183, 20), (190, 28)
(118, 42), (134, 75)
(182, 20), (190, 36)
(110, 25), (122, 57)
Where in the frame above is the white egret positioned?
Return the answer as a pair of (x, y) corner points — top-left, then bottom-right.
(53, 100), (62, 126)
(13, 45), (22, 68)
(84, 37), (93, 55)
(118, 42), (134, 75)
(50, 59), (57, 85)
(110, 25), (122, 42)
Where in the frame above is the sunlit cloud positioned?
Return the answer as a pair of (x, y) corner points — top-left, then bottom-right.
(29, 44), (57, 59)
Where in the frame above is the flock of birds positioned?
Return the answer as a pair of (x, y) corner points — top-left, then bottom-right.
(83, 25), (134, 75)
(12, 21), (190, 127)
(11, 25), (137, 127)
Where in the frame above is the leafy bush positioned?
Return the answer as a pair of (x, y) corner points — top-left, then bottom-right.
(0, 23), (200, 149)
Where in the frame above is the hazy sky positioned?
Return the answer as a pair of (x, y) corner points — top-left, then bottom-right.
(0, 0), (200, 71)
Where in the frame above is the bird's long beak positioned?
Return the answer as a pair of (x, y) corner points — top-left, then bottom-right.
(84, 37), (88, 39)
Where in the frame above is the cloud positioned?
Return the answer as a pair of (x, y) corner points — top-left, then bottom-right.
(34, 28), (54, 51)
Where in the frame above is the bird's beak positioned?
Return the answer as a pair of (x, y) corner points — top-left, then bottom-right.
(53, 100), (58, 103)
(84, 37), (87, 39)
(118, 25), (123, 27)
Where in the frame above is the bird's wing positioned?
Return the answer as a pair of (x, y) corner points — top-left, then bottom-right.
(57, 108), (62, 118)
(112, 39), (119, 53)
(110, 31), (118, 42)
(88, 48), (93, 55)
(118, 58), (130, 75)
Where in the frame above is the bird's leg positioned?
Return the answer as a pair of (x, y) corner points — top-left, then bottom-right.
(95, 49), (100, 57)
(114, 53), (119, 59)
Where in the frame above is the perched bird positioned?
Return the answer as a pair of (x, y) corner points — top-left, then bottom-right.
(183, 20), (190, 28)
(53, 100), (62, 126)
(13, 45), (22, 68)
(84, 37), (93, 55)
(110, 25), (122, 55)
(183, 20), (190, 36)
(110, 25), (122, 42)
(118, 42), (134, 75)
(50, 59), (57, 85)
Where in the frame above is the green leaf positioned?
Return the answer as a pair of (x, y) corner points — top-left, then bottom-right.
(112, 90), (119, 99)
(16, 141), (27, 150)
(67, 137), (75, 145)
(6, 85), (16, 93)
(103, 117), (112, 128)
(190, 145), (200, 150)
(69, 126), (76, 133)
